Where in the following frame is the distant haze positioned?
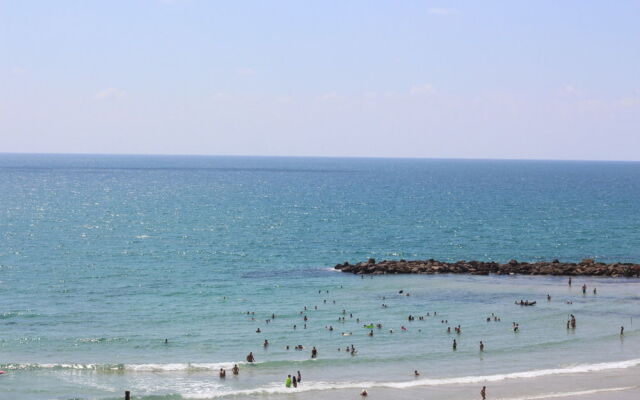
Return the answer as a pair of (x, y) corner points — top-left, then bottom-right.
(1, 1), (639, 160)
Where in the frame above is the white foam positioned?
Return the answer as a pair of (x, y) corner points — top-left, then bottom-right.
(495, 385), (639, 400)
(381, 358), (640, 388)
(126, 362), (244, 372)
(1, 361), (249, 371)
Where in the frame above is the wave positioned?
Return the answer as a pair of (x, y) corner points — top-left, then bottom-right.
(0, 361), (250, 372)
(5, 358), (640, 398)
(184, 358), (640, 398)
(495, 385), (639, 400)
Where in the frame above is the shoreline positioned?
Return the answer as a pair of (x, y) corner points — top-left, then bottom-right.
(334, 258), (640, 277)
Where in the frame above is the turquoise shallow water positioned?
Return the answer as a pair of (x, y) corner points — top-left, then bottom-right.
(1, 154), (639, 399)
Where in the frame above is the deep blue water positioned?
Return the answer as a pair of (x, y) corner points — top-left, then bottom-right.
(1, 154), (639, 399)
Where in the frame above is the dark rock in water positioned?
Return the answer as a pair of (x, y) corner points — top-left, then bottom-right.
(333, 258), (640, 278)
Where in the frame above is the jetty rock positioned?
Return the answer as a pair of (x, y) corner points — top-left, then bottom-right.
(333, 259), (640, 277)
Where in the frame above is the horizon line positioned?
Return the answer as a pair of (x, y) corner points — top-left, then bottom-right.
(1, 151), (639, 164)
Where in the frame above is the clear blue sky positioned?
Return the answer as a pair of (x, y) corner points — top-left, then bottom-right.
(1, 1), (639, 160)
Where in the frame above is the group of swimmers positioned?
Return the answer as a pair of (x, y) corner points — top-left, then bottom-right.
(218, 364), (240, 378)
(284, 370), (303, 388)
(236, 278), (620, 398)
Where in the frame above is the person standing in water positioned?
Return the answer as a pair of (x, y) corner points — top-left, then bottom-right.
(452, 339), (457, 350)
(481, 386), (486, 399)
(285, 375), (292, 388)
(311, 346), (318, 358)
(219, 368), (226, 378)
(479, 341), (484, 352)
(621, 326), (625, 335)
(292, 375), (297, 388)
(297, 370), (302, 383)
(246, 352), (255, 362)
(232, 364), (239, 375)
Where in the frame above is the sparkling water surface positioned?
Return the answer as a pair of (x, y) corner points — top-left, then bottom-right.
(1, 154), (639, 399)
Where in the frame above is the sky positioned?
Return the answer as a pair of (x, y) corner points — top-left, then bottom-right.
(1, 0), (639, 160)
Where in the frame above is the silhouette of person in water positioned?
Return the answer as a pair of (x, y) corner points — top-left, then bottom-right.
(481, 386), (486, 399)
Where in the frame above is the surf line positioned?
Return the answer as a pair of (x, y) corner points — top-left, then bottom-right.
(201, 360), (640, 398)
(493, 385), (640, 400)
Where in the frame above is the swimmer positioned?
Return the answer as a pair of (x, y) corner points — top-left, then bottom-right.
(481, 386), (486, 400)
(414, 370), (420, 376)
(232, 364), (239, 375)
(361, 389), (368, 397)
(480, 341), (484, 351)
(285, 375), (292, 388)
(246, 352), (255, 362)
(292, 375), (297, 388)
(263, 339), (269, 347)
(297, 370), (302, 383)
(311, 346), (318, 358)
(452, 339), (457, 350)
(256, 328), (261, 333)
(621, 326), (625, 335)
(219, 368), (226, 378)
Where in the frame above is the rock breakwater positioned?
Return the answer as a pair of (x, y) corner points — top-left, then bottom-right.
(334, 258), (640, 277)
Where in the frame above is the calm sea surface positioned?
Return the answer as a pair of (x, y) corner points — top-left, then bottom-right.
(1, 154), (639, 399)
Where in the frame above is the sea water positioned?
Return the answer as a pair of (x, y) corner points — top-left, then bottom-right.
(1, 154), (639, 399)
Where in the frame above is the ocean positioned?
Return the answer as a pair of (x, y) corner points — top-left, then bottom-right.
(1, 154), (639, 400)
